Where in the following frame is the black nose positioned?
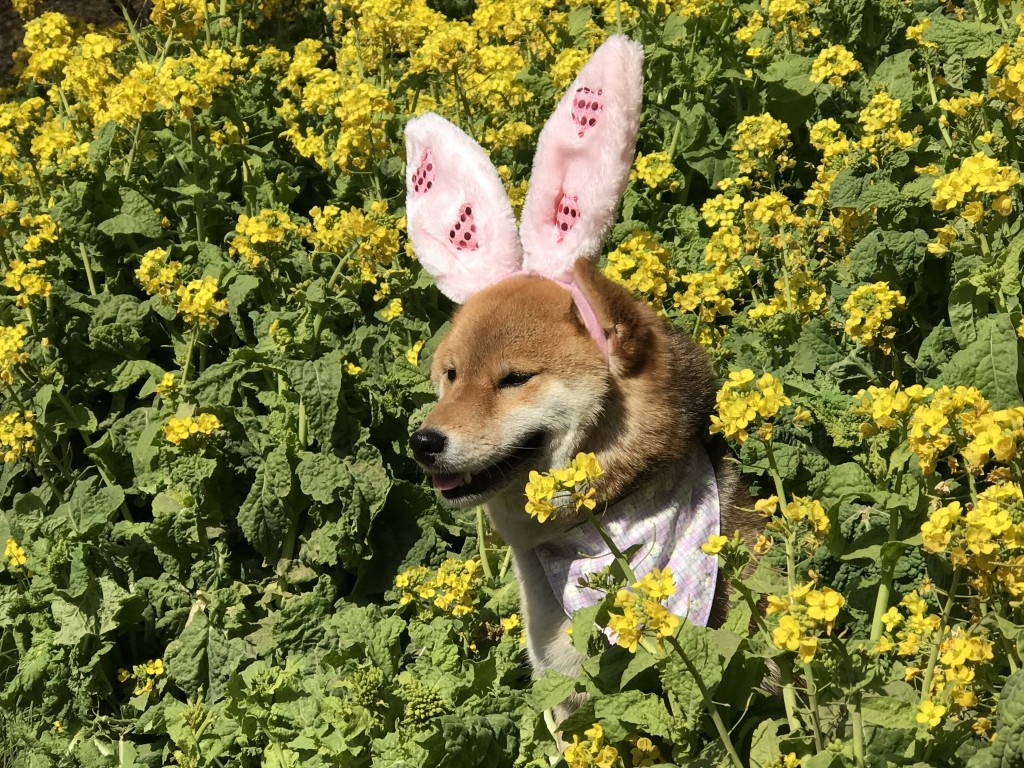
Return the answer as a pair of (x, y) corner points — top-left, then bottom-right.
(411, 429), (447, 464)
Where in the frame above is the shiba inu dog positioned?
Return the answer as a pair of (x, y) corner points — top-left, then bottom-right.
(405, 37), (759, 681)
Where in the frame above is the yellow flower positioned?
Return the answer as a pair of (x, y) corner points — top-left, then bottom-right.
(5, 537), (27, 568)
(0, 324), (29, 384)
(634, 567), (676, 601)
(733, 113), (794, 177)
(381, 298), (403, 322)
(176, 277), (228, 328)
(701, 535), (728, 555)
(710, 370), (790, 443)
(229, 209), (297, 269)
(164, 414), (221, 445)
(405, 340), (425, 366)
(344, 362), (363, 376)
(631, 151), (678, 189)
(155, 373), (176, 395)
(805, 587), (844, 625)
(0, 410), (34, 462)
(5, 258), (52, 307)
(843, 282), (906, 353)
(136, 248), (182, 298)
(916, 700), (946, 728)
(809, 45), (861, 87)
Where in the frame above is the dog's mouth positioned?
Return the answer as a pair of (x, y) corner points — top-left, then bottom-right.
(431, 431), (547, 503)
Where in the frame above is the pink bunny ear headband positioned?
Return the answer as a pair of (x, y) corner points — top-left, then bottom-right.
(404, 36), (644, 362)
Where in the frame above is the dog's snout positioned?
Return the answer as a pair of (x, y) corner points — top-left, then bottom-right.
(411, 428), (447, 463)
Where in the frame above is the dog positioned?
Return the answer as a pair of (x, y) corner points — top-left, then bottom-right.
(405, 36), (759, 682)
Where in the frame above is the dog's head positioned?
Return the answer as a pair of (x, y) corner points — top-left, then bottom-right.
(405, 37), (651, 508)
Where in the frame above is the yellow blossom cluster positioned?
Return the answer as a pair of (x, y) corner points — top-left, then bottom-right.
(988, 31), (1024, 124)
(732, 113), (795, 177)
(747, 270), (827, 321)
(304, 201), (402, 286)
(603, 231), (675, 301)
(16, 12), (76, 84)
(524, 452), (604, 523)
(709, 369), (790, 444)
(673, 270), (738, 345)
(0, 257), (41, 311)
(95, 48), (245, 127)
(564, 724), (619, 768)
(606, 567), (680, 652)
(853, 381), (933, 437)
(876, 591), (993, 714)
(842, 282), (906, 353)
(163, 414), (221, 445)
(30, 119), (90, 173)
(0, 324), (29, 384)
(809, 45), (861, 87)
(19, 213), (58, 253)
(395, 557), (482, 617)
(631, 151), (678, 189)
(922, 483), (1024, 598)
(150, 0), (211, 34)
(931, 152), (1019, 224)
(905, 19), (937, 49)
(136, 248), (183, 298)
(905, 385), (1000, 474)
(857, 92), (915, 159)
(380, 298), (403, 322)
(118, 658), (166, 696)
(5, 537), (27, 568)
(768, 581), (845, 662)
(176, 277), (228, 328)
(0, 410), (34, 462)
(229, 209), (298, 269)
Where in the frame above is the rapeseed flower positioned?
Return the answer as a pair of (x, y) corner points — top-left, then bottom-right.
(164, 414), (221, 445)
(176, 277), (228, 328)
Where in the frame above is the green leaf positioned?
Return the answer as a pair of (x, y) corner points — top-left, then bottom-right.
(68, 477), (124, 538)
(164, 608), (247, 701)
(284, 355), (344, 449)
(237, 446), (294, 558)
(97, 188), (164, 239)
(922, 16), (1000, 58)
(936, 314), (1022, 408)
(762, 55), (816, 96)
(593, 690), (674, 740)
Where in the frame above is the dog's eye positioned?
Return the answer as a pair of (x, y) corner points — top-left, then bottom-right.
(498, 371), (535, 389)
(446, 368), (457, 383)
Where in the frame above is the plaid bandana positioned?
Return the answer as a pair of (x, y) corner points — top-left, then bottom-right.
(535, 442), (721, 627)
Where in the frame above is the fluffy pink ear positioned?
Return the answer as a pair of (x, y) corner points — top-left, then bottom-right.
(519, 36), (644, 282)
(405, 113), (524, 303)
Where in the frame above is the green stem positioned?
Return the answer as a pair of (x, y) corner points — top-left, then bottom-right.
(180, 327), (200, 386)
(79, 244), (98, 297)
(498, 545), (513, 581)
(476, 507), (494, 581)
(666, 636), (744, 768)
(851, 692), (867, 767)
(869, 510), (899, 644)
(803, 661), (824, 752)
(584, 505), (637, 583)
(779, 660), (801, 733)
(919, 568), (962, 705)
(297, 398), (308, 448)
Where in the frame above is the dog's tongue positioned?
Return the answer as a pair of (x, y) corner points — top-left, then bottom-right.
(432, 473), (463, 491)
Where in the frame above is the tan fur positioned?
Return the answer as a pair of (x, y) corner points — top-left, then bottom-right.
(414, 258), (760, 678)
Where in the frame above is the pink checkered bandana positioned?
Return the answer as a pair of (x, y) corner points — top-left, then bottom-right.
(535, 442), (720, 627)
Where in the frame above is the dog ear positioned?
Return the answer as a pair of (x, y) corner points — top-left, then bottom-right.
(519, 36), (643, 283)
(571, 257), (654, 373)
(405, 113), (524, 303)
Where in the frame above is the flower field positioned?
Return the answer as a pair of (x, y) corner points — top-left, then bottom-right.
(2, 0), (1024, 765)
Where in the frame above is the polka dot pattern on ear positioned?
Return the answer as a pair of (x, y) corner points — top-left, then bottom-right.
(411, 149), (435, 194)
(554, 193), (579, 242)
(571, 86), (603, 138)
(449, 203), (479, 251)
